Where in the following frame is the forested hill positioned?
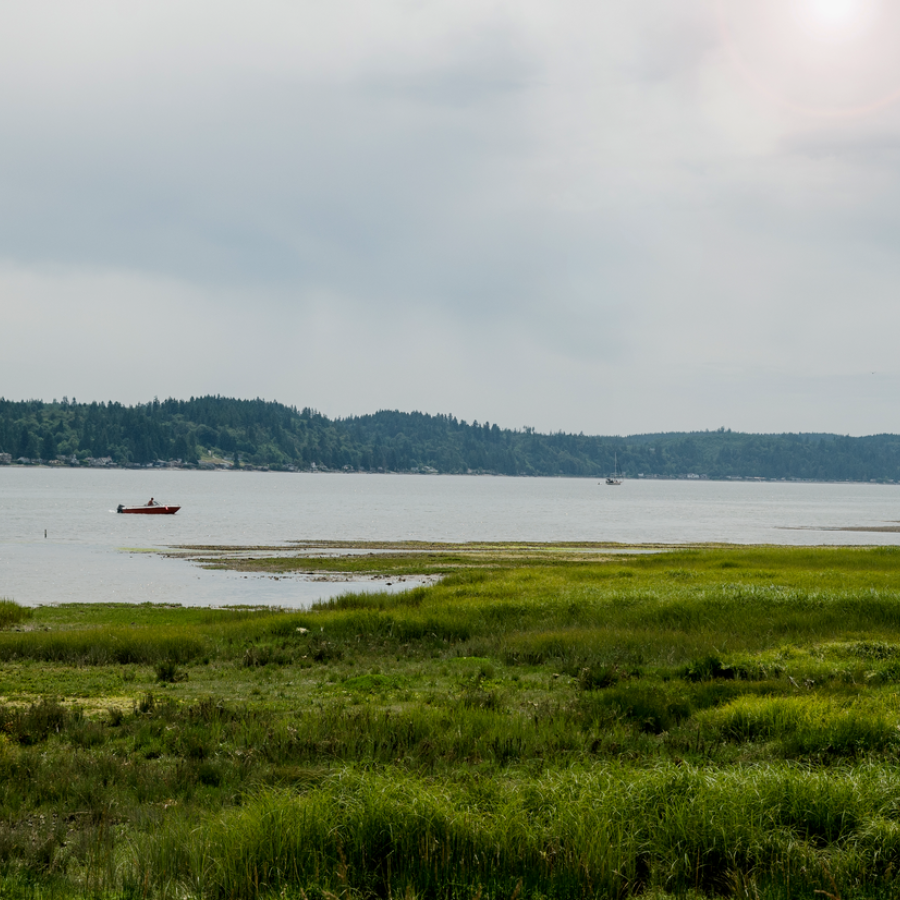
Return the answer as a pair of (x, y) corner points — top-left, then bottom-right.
(1, 396), (900, 482)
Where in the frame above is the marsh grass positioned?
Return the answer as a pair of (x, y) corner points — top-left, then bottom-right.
(0, 600), (32, 630)
(136, 765), (900, 900)
(0, 626), (204, 665)
(4, 545), (900, 898)
(699, 694), (900, 757)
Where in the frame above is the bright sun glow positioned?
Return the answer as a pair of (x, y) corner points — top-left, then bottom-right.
(794, 0), (875, 38)
(806, 0), (861, 26)
(719, 0), (900, 116)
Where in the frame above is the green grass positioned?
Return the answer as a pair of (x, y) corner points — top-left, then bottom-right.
(137, 765), (900, 900)
(4, 545), (900, 897)
(0, 600), (32, 630)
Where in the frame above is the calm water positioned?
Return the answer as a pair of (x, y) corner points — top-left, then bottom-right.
(1, 468), (899, 608)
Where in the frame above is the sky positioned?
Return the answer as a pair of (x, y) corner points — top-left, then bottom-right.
(2, 0), (900, 436)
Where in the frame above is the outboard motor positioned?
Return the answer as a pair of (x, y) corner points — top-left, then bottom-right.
(117, 504), (124, 514)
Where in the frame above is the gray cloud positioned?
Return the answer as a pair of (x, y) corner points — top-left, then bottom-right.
(2, 0), (900, 434)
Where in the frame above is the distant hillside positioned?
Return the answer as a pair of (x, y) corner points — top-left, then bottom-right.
(1, 396), (899, 482)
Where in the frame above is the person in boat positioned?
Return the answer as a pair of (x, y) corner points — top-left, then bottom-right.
(148, 497), (157, 506)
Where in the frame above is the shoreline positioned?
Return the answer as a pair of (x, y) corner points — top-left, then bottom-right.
(2, 461), (899, 486)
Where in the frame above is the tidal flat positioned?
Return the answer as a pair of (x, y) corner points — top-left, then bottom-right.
(4, 546), (900, 898)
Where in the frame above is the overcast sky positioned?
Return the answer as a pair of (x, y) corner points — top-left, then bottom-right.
(3, 0), (900, 436)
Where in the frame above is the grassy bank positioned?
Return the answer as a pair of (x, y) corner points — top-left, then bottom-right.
(3, 546), (900, 898)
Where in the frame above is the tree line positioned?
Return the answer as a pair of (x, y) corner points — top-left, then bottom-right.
(0, 396), (898, 481)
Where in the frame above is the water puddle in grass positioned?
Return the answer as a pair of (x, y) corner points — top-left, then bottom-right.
(3, 542), (431, 609)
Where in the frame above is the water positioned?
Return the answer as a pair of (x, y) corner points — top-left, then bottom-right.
(1, 468), (899, 608)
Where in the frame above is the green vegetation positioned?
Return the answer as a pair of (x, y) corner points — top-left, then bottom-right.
(3, 395), (900, 478)
(4, 546), (900, 897)
(0, 599), (32, 630)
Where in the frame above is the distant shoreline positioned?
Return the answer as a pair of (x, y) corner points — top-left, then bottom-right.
(3, 397), (899, 482)
(1, 459), (897, 486)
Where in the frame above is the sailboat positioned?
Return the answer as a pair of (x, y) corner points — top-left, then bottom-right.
(605, 453), (622, 486)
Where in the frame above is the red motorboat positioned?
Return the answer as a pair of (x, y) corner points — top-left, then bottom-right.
(117, 498), (180, 515)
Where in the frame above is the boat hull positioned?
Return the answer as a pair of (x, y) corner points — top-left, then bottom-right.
(117, 506), (180, 515)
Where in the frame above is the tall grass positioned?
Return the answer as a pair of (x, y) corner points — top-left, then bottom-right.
(0, 626), (204, 665)
(0, 599), (32, 630)
(135, 765), (900, 900)
(699, 694), (900, 756)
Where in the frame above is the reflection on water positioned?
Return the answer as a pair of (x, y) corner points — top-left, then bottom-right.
(1, 468), (899, 608)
